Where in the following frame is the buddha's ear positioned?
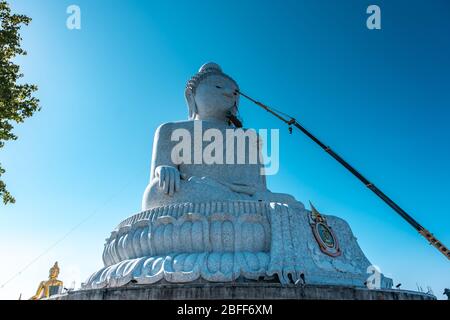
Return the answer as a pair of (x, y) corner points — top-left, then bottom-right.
(185, 89), (197, 119)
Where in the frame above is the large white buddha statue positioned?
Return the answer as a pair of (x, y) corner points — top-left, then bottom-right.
(83, 63), (393, 290)
(141, 62), (297, 210)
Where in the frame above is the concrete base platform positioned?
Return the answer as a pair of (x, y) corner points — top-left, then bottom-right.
(53, 283), (435, 300)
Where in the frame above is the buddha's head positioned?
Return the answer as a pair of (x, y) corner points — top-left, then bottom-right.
(49, 262), (60, 280)
(185, 62), (240, 123)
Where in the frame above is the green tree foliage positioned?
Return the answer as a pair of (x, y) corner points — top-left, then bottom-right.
(0, 1), (40, 204)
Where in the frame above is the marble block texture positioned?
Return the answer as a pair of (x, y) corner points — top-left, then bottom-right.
(82, 200), (392, 289)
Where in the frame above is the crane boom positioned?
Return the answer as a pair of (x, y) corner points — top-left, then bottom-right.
(236, 89), (450, 260)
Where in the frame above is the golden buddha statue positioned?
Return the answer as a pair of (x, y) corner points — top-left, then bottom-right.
(30, 262), (64, 300)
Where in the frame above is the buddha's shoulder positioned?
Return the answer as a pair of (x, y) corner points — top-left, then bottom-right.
(155, 120), (196, 136)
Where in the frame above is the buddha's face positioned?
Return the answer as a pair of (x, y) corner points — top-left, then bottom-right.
(193, 74), (239, 121)
(49, 268), (59, 279)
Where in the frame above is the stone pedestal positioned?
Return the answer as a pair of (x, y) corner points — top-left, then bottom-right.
(53, 283), (435, 300)
(83, 201), (393, 290)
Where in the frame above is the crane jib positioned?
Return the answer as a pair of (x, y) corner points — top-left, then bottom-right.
(236, 90), (450, 260)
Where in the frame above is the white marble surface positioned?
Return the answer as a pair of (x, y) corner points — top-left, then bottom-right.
(83, 63), (393, 290)
(83, 200), (392, 289)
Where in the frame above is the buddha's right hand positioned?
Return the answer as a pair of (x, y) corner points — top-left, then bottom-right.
(155, 165), (181, 196)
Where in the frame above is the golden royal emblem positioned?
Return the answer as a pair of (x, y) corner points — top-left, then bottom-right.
(308, 202), (341, 257)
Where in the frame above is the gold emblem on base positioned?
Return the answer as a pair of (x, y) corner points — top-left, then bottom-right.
(309, 202), (341, 257)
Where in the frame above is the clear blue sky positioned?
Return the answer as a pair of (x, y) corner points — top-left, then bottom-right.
(1, 0), (449, 299)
